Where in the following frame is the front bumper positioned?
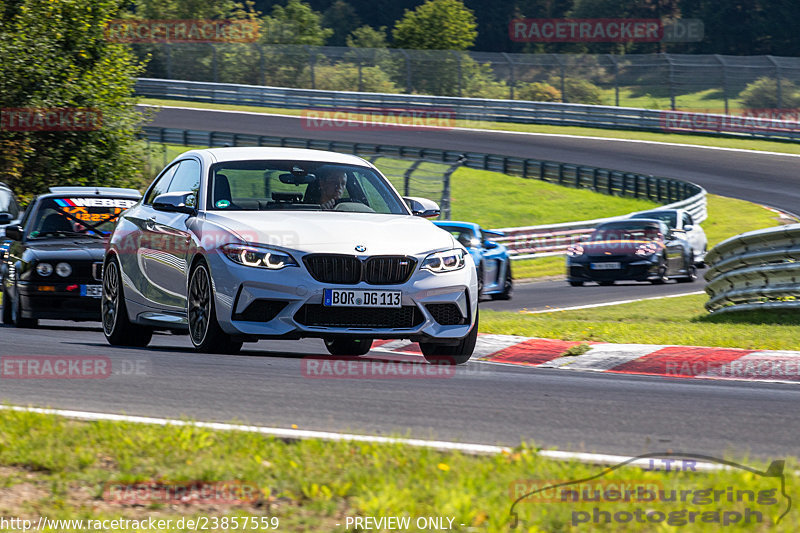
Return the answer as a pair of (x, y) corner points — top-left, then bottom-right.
(207, 251), (478, 344)
(567, 257), (661, 283)
(17, 281), (102, 320)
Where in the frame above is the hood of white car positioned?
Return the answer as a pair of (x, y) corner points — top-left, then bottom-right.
(204, 211), (456, 255)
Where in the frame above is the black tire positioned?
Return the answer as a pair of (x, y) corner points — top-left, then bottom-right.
(2, 283), (12, 325)
(695, 246), (707, 268)
(490, 263), (513, 300)
(324, 338), (373, 356)
(677, 258), (698, 283)
(102, 256), (153, 347)
(419, 309), (478, 366)
(597, 280), (615, 286)
(650, 263), (668, 285)
(10, 276), (37, 328)
(569, 281), (584, 287)
(188, 261), (242, 354)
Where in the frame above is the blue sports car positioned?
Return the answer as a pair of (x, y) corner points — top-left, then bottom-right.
(434, 221), (512, 300)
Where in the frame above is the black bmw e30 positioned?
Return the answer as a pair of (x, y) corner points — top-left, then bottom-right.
(566, 219), (697, 286)
(1, 186), (140, 327)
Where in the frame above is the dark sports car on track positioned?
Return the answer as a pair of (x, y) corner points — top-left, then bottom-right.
(1, 186), (141, 327)
(566, 219), (697, 286)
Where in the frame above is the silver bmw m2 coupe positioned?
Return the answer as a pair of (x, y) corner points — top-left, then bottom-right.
(102, 148), (478, 363)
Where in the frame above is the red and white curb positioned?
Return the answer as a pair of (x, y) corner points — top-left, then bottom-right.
(374, 335), (800, 384)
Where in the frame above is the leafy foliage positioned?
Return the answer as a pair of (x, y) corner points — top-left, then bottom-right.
(392, 0), (477, 51)
(516, 82), (562, 102)
(346, 25), (389, 49)
(0, 0), (147, 201)
(262, 0), (332, 45)
(739, 77), (800, 110)
(556, 77), (603, 104)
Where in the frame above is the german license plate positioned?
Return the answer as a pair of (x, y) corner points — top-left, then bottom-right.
(590, 262), (621, 270)
(324, 289), (401, 308)
(81, 284), (103, 298)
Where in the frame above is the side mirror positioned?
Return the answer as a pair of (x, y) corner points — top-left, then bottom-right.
(668, 229), (684, 240)
(0, 213), (12, 225)
(483, 240), (499, 250)
(403, 196), (440, 219)
(153, 192), (197, 214)
(683, 224), (694, 232)
(4, 224), (22, 241)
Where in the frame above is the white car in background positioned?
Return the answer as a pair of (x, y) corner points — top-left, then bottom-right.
(102, 148), (479, 364)
(629, 209), (707, 266)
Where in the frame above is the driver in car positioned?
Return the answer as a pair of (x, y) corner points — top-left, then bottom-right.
(317, 168), (348, 210)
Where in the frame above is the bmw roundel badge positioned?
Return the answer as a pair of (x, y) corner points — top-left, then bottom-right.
(355, 245), (367, 252)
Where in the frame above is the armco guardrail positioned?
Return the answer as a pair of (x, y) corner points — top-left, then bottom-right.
(704, 225), (800, 313)
(137, 78), (800, 142)
(141, 125), (706, 257)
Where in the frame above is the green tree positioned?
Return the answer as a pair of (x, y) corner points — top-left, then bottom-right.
(262, 0), (332, 45)
(0, 0), (146, 200)
(347, 25), (389, 49)
(392, 0), (478, 51)
(323, 0), (361, 47)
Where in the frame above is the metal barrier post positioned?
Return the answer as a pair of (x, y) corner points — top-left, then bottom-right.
(403, 159), (424, 196)
(768, 56), (782, 109)
(441, 156), (466, 220)
(715, 55), (729, 115)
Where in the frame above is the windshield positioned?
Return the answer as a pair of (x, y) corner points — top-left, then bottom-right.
(632, 212), (677, 228)
(437, 225), (479, 248)
(27, 196), (138, 239)
(590, 226), (663, 242)
(0, 189), (19, 218)
(207, 161), (407, 215)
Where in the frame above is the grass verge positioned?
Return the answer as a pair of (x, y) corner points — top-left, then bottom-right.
(0, 409), (794, 532)
(141, 98), (800, 156)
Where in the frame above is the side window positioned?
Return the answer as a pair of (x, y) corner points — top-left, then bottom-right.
(167, 159), (201, 196)
(144, 163), (179, 205)
(683, 213), (693, 227)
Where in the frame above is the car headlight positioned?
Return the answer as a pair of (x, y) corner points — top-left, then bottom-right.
(56, 262), (72, 277)
(635, 242), (659, 257)
(221, 244), (298, 270)
(566, 244), (584, 257)
(421, 248), (466, 273)
(36, 262), (53, 276)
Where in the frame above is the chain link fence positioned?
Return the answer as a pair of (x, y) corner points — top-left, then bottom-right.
(135, 44), (800, 112)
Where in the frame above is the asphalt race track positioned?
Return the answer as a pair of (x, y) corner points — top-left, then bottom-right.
(481, 279), (703, 312)
(2, 322), (799, 459)
(2, 105), (799, 459)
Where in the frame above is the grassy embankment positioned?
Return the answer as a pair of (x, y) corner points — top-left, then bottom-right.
(0, 409), (794, 532)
